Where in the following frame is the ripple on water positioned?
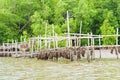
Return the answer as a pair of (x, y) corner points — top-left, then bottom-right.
(0, 58), (120, 80)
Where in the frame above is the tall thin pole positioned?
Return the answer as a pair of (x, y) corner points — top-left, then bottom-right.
(52, 24), (55, 49)
(88, 33), (90, 46)
(99, 34), (101, 58)
(45, 22), (47, 38)
(45, 22), (47, 49)
(80, 21), (82, 35)
(116, 28), (118, 46)
(67, 10), (70, 47)
(79, 21), (82, 46)
(52, 24), (54, 37)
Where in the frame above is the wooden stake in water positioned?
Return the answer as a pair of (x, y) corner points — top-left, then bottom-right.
(52, 24), (55, 49)
(3, 42), (5, 56)
(88, 33), (90, 46)
(99, 34), (101, 58)
(79, 21), (82, 46)
(45, 22), (47, 49)
(67, 10), (70, 47)
(116, 28), (118, 46)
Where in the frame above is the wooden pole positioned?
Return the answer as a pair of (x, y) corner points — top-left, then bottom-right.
(67, 10), (70, 47)
(15, 40), (18, 57)
(7, 43), (9, 57)
(74, 35), (76, 47)
(45, 22), (47, 49)
(12, 40), (14, 52)
(99, 34), (101, 58)
(32, 39), (34, 54)
(3, 42), (5, 57)
(116, 28), (118, 46)
(91, 32), (95, 60)
(52, 24), (54, 37)
(38, 36), (40, 51)
(52, 24), (55, 49)
(40, 36), (42, 50)
(88, 33), (90, 46)
(79, 21), (82, 46)
(116, 28), (119, 59)
(55, 34), (58, 48)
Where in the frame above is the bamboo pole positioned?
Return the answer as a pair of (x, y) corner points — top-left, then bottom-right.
(12, 40), (14, 52)
(88, 33), (90, 46)
(116, 28), (119, 59)
(52, 24), (55, 49)
(55, 34), (58, 48)
(6, 42), (9, 57)
(40, 36), (42, 50)
(38, 36), (40, 51)
(67, 10), (70, 47)
(31, 39), (34, 54)
(15, 40), (18, 57)
(99, 34), (101, 58)
(45, 22), (47, 49)
(79, 21), (82, 46)
(3, 42), (5, 57)
(116, 28), (118, 46)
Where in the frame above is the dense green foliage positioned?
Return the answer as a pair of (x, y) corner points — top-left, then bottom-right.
(0, 0), (120, 44)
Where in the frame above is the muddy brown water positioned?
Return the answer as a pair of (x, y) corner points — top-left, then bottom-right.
(0, 55), (120, 80)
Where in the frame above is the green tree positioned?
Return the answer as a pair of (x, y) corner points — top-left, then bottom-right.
(100, 19), (116, 45)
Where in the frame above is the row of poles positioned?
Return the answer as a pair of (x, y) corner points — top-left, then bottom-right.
(1, 11), (120, 58)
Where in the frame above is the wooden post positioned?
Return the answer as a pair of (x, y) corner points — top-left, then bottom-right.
(79, 21), (82, 46)
(52, 24), (54, 37)
(45, 22), (47, 37)
(99, 34), (101, 58)
(7, 43), (9, 57)
(116, 28), (119, 59)
(31, 39), (34, 54)
(67, 10), (70, 47)
(53, 37), (55, 49)
(40, 36), (42, 50)
(3, 43), (5, 57)
(74, 35), (76, 47)
(45, 39), (47, 49)
(15, 40), (18, 57)
(88, 33), (90, 46)
(12, 40), (14, 52)
(52, 24), (55, 49)
(45, 22), (47, 49)
(90, 32), (93, 46)
(91, 32), (95, 60)
(38, 36), (40, 51)
(55, 34), (58, 48)
(116, 28), (118, 46)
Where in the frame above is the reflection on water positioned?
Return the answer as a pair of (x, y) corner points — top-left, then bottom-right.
(0, 57), (120, 80)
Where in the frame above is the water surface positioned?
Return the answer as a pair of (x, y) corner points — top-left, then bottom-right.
(0, 57), (120, 80)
